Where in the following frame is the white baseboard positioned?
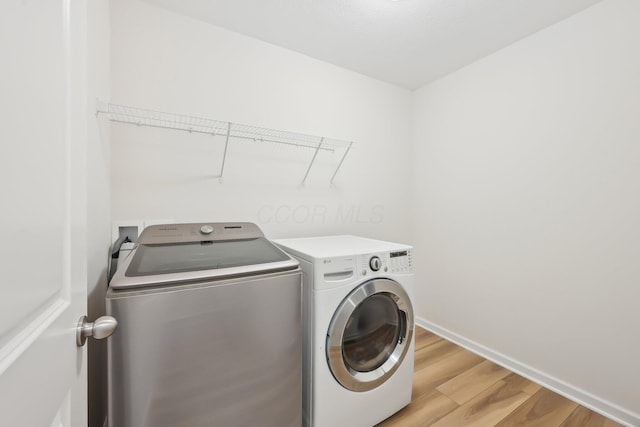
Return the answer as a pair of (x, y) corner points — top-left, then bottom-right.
(415, 316), (639, 427)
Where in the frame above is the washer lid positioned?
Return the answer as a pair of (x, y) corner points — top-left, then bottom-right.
(109, 223), (299, 289)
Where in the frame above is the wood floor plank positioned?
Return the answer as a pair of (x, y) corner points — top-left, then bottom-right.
(375, 389), (459, 427)
(501, 373), (543, 396)
(436, 359), (511, 405)
(412, 348), (485, 398)
(430, 379), (532, 427)
(414, 339), (464, 372)
(559, 406), (624, 427)
(414, 328), (443, 351)
(494, 388), (579, 427)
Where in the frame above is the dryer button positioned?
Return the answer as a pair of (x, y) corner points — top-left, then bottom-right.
(200, 225), (214, 235)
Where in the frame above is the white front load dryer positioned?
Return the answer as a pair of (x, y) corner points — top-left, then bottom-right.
(275, 236), (414, 427)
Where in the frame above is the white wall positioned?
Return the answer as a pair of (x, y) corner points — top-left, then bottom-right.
(85, 1), (111, 426)
(411, 0), (640, 423)
(109, 0), (413, 243)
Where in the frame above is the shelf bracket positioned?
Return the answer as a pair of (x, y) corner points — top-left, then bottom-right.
(302, 138), (324, 184)
(330, 141), (353, 185)
(218, 122), (232, 183)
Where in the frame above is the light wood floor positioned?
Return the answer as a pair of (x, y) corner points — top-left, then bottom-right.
(376, 327), (623, 427)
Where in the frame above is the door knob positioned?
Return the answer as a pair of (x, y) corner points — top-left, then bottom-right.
(76, 315), (118, 346)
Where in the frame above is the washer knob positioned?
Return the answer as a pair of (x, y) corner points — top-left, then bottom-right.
(200, 225), (214, 235)
(369, 256), (382, 272)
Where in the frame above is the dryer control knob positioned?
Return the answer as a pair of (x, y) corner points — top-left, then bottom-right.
(369, 256), (382, 272)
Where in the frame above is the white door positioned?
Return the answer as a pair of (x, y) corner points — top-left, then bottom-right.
(1, 0), (89, 425)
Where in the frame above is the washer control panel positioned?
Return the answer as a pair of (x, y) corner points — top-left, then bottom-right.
(359, 249), (412, 276)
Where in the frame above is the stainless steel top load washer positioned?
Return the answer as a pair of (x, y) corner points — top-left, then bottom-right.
(107, 222), (302, 427)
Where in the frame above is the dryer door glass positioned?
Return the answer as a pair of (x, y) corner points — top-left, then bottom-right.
(342, 294), (400, 372)
(327, 278), (414, 392)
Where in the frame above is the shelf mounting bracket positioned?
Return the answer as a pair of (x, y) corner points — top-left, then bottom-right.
(330, 141), (353, 185)
(302, 138), (324, 184)
(218, 122), (232, 183)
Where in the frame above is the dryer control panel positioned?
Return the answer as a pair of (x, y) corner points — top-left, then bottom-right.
(389, 250), (413, 273)
(359, 250), (413, 276)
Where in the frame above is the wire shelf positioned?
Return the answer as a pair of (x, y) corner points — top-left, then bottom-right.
(96, 101), (353, 183)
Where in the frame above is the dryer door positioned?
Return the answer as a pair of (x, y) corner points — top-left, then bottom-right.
(326, 278), (414, 392)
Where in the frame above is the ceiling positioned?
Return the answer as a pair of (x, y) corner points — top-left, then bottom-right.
(140, 0), (602, 90)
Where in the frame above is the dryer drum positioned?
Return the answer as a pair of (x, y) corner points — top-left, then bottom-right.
(342, 294), (401, 372)
(326, 278), (414, 392)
